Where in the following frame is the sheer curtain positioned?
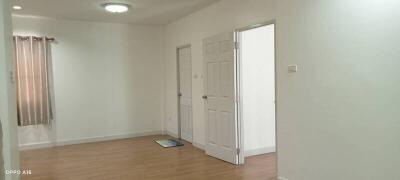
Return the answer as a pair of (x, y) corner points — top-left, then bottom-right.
(13, 36), (52, 126)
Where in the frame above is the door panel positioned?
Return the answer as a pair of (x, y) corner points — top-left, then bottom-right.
(220, 62), (234, 97)
(207, 63), (218, 96)
(203, 32), (238, 164)
(207, 110), (218, 146)
(178, 46), (193, 142)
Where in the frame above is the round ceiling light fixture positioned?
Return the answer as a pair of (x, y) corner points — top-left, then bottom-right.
(13, 5), (22, 10)
(102, 3), (130, 13)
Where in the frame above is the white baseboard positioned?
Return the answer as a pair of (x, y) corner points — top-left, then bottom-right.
(19, 131), (163, 150)
(277, 177), (289, 180)
(244, 146), (276, 157)
(165, 131), (204, 150)
(19, 141), (55, 150)
(192, 142), (205, 150)
(165, 131), (179, 138)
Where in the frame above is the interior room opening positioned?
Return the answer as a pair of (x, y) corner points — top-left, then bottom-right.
(177, 45), (193, 143)
(239, 23), (276, 163)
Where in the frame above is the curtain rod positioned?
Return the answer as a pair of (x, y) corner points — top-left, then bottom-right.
(13, 35), (56, 42)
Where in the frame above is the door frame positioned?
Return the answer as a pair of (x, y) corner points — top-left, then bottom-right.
(176, 44), (193, 142)
(234, 20), (277, 164)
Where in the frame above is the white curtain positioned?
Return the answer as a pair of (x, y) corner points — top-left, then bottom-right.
(13, 36), (52, 126)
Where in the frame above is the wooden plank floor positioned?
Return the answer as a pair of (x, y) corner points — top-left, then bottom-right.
(20, 135), (276, 180)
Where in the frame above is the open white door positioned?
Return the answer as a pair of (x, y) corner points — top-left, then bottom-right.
(203, 32), (238, 164)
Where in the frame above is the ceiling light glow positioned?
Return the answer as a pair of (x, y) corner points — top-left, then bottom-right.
(13, 5), (22, 10)
(103, 3), (129, 13)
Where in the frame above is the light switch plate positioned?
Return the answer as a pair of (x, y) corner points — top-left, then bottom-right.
(288, 65), (298, 73)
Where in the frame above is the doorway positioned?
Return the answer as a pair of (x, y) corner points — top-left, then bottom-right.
(236, 22), (276, 164)
(201, 23), (276, 166)
(177, 45), (193, 143)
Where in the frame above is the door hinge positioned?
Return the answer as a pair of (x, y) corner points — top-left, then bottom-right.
(234, 41), (239, 50)
(9, 70), (15, 84)
(236, 148), (240, 155)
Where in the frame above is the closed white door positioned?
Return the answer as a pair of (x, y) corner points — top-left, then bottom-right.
(203, 32), (238, 164)
(178, 46), (193, 142)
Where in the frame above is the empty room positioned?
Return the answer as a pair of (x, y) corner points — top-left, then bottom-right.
(1, 0), (399, 180)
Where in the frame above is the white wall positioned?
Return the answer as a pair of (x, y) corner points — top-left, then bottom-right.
(0, 0), (20, 179)
(13, 16), (165, 148)
(164, 0), (276, 147)
(277, 0), (400, 179)
(241, 25), (275, 157)
(10, 1), (399, 179)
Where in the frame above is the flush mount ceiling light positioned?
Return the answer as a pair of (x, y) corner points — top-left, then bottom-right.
(102, 3), (130, 13)
(13, 5), (22, 10)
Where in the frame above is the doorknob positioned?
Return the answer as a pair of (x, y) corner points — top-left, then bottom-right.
(202, 95), (208, 99)
(178, 92), (182, 97)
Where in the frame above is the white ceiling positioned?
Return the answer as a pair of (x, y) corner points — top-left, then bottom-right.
(11, 0), (219, 25)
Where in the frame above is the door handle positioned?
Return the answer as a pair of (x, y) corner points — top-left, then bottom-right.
(202, 95), (208, 99)
(178, 92), (183, 97)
